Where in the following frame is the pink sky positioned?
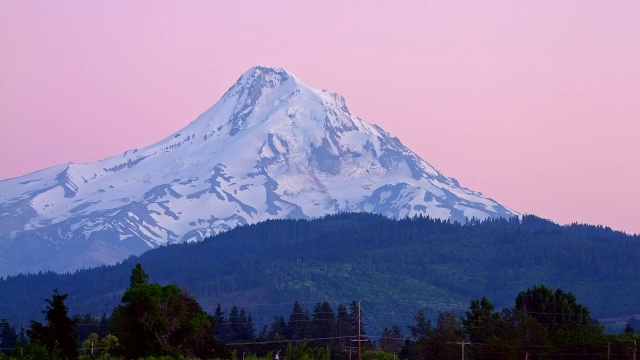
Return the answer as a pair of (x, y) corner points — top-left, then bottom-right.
(1, 1), (639, 234)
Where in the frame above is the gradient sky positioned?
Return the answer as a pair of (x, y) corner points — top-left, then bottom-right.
(1, 1), (639, 234)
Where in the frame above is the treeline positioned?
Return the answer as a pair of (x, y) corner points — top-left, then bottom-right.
(0, 265), (639, 359)
(214, 300), (366, 355)
(1, 213), (639, 336)
(0, 265), (229, 360)
(400, 286), (640, 360)
(192, 286), (640, 360)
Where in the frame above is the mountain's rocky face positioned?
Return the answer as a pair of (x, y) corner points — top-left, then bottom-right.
(0, 67), (517, 275)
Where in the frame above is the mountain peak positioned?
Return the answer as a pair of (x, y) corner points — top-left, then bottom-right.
(232, 66), (296, 94)
(0, 66), (518, 275)
(192, 66), (356, 138)
(238, 66), (294, 85)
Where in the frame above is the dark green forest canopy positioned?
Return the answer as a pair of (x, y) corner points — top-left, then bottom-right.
(5, 279), (638, 360)
(0, 213), (638, 335)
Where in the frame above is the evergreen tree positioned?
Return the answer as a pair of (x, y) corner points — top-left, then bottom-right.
(73, 313), (107, 344)
(462, 297), (505, 360)
(429, 310), (464, 360)
(211, 303), (226, 341)
(464, 297), (507, 339)
(288, 301), (311, 340)
(379, 325), (403, 354)
(0, 319), (17, 351)
(129, 263), (149, 286)
(238, 309), (255, 341)
(270, 315), (287, 339)
(335, 303), (352, 347)
(311, 301), (335, 343)
(407, 309), (433, 360)
(227, 305), (240, 342)
(407, 309), (431, 339)
(27, 289), (78, 359)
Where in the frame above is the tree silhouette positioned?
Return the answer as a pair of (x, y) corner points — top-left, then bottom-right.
(27, 289), (78, 359)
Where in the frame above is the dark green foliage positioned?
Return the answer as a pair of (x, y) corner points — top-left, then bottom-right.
(215, 305), (255, 344)
(428, 311), (465, 360)
(311, 301), (335, 344)
(405, 310), (465, 360)
(109, 264), (227, 359)
(269, 315), (287, 339)
(129, 263), (149, 286)
(284, 339), (330, 360)
(1, 213), (639, 336)
(512, 285), (605, 358)
(233, 308), (255, 342)
(27, 289), (78, 359)
(12, 342), (51, 360)
(379, 325), (403, 354)
(515, 285), (593, 332)
(287, 301), (311, 340)
(0, 319), (17, 351)
(334, 303), (353, 348)
(1, 282), (638, 359)
(461, 297), (510, 360)
(407, 310), (431, 339)
(224, 300), (364, 358)
(72, 313), (109, 345)
(211, 303), (226, 341)
(624, 323), (634, 334)
(462, 297), (496, 342)
(399, 286), (638, 360)
(79, 332), (119, 358)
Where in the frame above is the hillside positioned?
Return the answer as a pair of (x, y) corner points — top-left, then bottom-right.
(1, 213), (638, 335)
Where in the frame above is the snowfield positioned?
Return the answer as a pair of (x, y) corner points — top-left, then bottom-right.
(0, 66), (518, 275)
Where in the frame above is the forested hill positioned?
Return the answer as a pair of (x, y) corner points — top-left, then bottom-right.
(1, 213), (639, 334)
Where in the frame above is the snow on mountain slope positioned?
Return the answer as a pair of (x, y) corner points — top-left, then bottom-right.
(0, 66), (518, 275)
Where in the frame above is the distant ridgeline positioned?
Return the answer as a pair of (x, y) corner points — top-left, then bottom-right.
(1, 213), (639, 335)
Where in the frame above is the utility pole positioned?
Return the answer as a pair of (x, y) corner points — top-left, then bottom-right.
(633, 339), (636, 360)
(350, 301), (366, 360)
(456, 341), (469, 360)
(607, 343), (610, 360)
(358, 301), (362, 360)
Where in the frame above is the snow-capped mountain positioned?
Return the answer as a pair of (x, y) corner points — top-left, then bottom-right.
(0, 66), (517, 275)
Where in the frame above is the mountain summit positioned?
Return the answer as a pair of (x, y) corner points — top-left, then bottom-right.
(0, 66), (517, 275)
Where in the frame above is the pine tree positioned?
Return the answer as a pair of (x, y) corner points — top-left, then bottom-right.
(407, 309), (431, 339)
(238, 309), (255, 341)
(27, 289), (78, 359)
(129, 263), (149, 286)
(288, 301), (311, 340)
(335, 303), (352, 347)
(227, 305), (240, 342)
(380, 325), (403, 354)
(270, 315), (287, 339)
(211, 304), (226, 341)
(0, 319), (17, 351)
(311, 301), (335, 343)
